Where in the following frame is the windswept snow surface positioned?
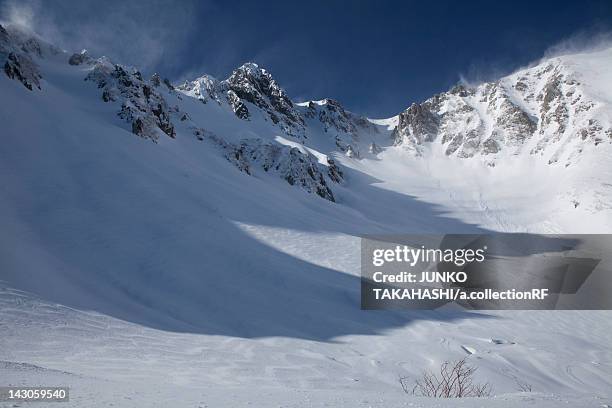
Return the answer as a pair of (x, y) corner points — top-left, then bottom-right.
(0, 29), (611, 407)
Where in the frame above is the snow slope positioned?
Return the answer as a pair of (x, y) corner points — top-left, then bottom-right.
(0, 24), (611, 407)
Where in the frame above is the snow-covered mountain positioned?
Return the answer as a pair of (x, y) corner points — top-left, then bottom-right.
(3, 22), (611, 213)
(392, 51), (612, 166)
(1, 23), (612, 407)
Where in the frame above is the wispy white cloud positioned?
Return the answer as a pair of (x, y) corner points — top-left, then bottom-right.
(0, 0), (202, 72)
(457, 27), (612, 89)
(0, 0), (37, 30)
(542, 29), (612, 59)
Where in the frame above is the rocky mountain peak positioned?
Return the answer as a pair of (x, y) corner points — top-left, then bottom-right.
(222, 62), (305, 135)
(177, 73), (220, 103)
(85, 58), (176, 141)
(1, 24), (43, 91)
(230, 62), (266, 80)
(299, 98), (380, 158)
(68, 49), (92, 66)
(0, 24), (8, 45)
(392, 49), (612, 165)
(177, 62), (306, 137)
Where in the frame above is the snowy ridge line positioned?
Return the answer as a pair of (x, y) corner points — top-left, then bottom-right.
(392, 49), (612, 167)
(3, 21), (611, 169)
(1, 20), (612, 408)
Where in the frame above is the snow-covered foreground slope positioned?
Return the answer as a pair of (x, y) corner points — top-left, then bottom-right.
(1, 25), (611, 406)
(3, 289), (612, 407)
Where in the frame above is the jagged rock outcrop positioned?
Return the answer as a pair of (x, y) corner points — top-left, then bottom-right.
(301, 98), (379, 157)
(178, 64), (307, 138)
(393, 101), (440, 153)
(1, 24), (42, 90)
(85, 58), (176, 141)
(326, 158), (344, 184)
(200, 131), (342, 201)
(150, 73), (161, 87)
(5, 23), (610, 209)
(178, 67), (382, 158)
(224, 63), (305, 135)
(3, 51), (41, 90)
(149, 73), (173, 90)
(228, 139), (339, 201)
(369, 142), (382, 154)
(0, 24), (9, 47)
(226, 89), (250, 119)
(392, 54), (611, 164)
(68, 50), (92, 66)
(177, 74), (220, 103)
(306, 99), (358, 134)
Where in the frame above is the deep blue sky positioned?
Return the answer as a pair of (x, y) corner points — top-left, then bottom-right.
(2, 0), (612, 117)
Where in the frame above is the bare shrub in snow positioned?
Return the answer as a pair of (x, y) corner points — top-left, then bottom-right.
(514, 378), (533, 392)
(400, 358), (492, 398)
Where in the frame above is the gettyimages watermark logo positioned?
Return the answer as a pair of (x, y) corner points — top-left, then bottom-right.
(361, 234), (611, 310)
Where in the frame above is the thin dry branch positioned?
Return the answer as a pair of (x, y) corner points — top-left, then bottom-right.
(401, 358), (492, 398)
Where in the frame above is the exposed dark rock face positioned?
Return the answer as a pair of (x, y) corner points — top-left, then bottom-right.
(86, 59), (176, 141)
(494, 99), (537, 144)
(229, 139), (338, 201)
(326, 158), (344, 184)
(179, 64), (307, 137)
(0, 24), (8, 45)
(392, 102), (440, 151)
(1, 24), (42, 91)
(6, 22), (609, 207)
(150, 73), (161, 87)
(4, 52), (41, 90)
(20, 38), (43, 57)
(313, 99), (357, 134)
(178, 67), (379, 159)
(224, 63), (305, 135)
(391, 55), (608, 164)
(449, 84), (473, 97)
(163, 78), (174, 90)
(579, 119), (604, 145)
(369, 142), (382, 154)
(537, 72), (568, 139)
(68, 50), (92, 66)
(202, 132), (342, 202)
(226, 89), (250, 119)
(302, 99), (379, 158)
